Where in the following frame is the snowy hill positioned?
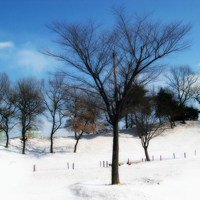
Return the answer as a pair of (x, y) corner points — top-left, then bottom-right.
(1, 121), (200, 200)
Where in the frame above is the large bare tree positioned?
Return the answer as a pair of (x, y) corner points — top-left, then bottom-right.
(42, 8), (192, 184)
(9, 77), (46, 154)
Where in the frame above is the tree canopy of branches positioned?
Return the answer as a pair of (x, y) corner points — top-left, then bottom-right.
(42, 7), (192, 184)
(9, 77), (46, 154)
(165, 65), (198, 123)
(42, 75), (67, 153)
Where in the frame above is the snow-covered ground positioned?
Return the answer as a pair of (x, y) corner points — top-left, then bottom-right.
(1, 121), (200, 200)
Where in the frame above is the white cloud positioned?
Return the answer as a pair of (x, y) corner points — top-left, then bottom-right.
(0, 42), (14, 49)
(16, 49), (50, 72)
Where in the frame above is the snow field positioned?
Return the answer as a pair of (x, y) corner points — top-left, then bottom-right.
(1, 121), (200, 199)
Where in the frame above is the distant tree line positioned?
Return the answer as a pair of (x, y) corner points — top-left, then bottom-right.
(0, 64), (199, 158)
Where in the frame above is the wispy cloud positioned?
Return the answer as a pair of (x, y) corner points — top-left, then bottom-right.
(0, 42), (14, 49)
(15, 49), (55, 74)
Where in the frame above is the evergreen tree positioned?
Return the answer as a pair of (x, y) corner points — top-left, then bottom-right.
(155, 88), (179, 128)
(124, 84), (147, 128)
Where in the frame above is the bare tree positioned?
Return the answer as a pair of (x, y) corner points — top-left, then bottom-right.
(42, 75), (67, 153)
(0, 72), (10, 101)
(0, 99), (16, 148)
(192, 86), (200, 105)
(66, 92), (105, 153)
(0, 72), (16, 147)
(133, 96), (166, 161)
(165, 65), (198, 123)
(42, 8), (192, 184)
(9, 77), (46, 154)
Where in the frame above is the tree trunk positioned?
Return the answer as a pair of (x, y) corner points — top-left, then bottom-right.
(125, 114), (128, 129)
(5, 130), (9, 148)
(74, 130), (84, 153)
(170, 121), (173, 129)
(75, 131), (78, 140)
(182, 113), (186, 124)
(50, 133), (54, 153)
(5, 119), (9, 148)
(130, 113), (134, 128)
(181, 105), (186, 124)
(112, 120), (120, 184)
(144, 146), (150, 161)
(50, 121), (55, 153)
(22, 130), (26, 154)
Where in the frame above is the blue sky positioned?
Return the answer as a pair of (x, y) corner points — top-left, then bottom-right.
(0, 0), (200, 82)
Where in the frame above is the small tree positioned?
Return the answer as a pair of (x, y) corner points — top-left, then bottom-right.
(66, 93), (104, 152)
(9, 77), (46, 154)
(134, 95), (166, 161)
(65, 89), (82, 140)
(42, 75), (67, 153)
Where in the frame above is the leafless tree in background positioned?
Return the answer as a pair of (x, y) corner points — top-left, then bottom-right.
(42, 7), (192, 184)
(9, 77), (46, 154)
(42, 75), (68, 153)
(133, 96), (167, 161)
(0, 72), (16, 147)
(65, 91), (105, 153)
(165, 65), (198, 123)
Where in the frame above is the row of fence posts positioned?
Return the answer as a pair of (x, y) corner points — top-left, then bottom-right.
(140, 150), (196, 163)
(33, 150), (197, 172)
(33, 162), (75, 172)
